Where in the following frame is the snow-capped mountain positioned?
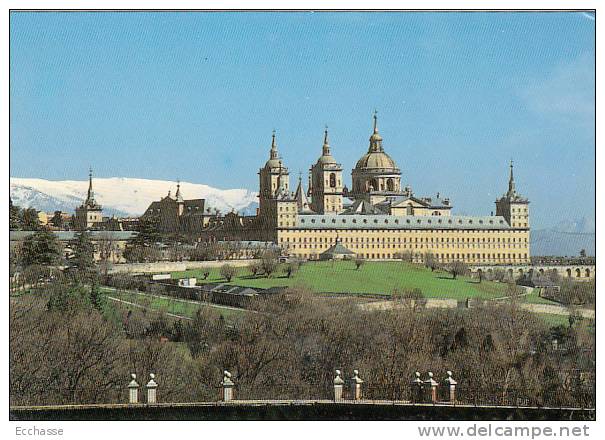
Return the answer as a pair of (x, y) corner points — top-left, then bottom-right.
(10, 177), (259, 217)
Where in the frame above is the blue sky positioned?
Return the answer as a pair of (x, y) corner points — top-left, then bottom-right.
(10, 11), (595, 229)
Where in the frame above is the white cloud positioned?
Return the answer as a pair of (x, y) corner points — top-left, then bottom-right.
(521, 53), (595, 124)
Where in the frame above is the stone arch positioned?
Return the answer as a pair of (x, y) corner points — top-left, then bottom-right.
(575, 268), (581, 278)
(585, 268), (591, 278)
(566, 268), (572, 278)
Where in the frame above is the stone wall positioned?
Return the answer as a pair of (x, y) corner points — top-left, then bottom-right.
(108, 259), (261, 275)
(9, 401), (594, 421)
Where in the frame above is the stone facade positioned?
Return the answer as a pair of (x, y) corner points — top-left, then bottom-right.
(201, 113), (531, 265)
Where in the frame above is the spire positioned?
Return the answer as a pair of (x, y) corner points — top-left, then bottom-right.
(322, 125), (331, 156)
(86, 167), (95, 205)
(175, 180), (184, 202)
(368, 110), (383, 152)
(270, 129), (279, 160)
(507, 159), (516, 197)
(373, 109), (378, 133)
(295, 171), (313, 213)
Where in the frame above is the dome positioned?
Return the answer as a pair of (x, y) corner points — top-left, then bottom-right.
(264, 158), (282, 169)
(316, 128), (337, 165)
(355, 151), (398, 170)
(354, 112), (399, 172)
(317, 153), (337, 165)
(264, 131), (282, 169)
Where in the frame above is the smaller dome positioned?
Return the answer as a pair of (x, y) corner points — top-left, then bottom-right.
(316, 128), (337, 165)
(317, 154), (336, 165)
(265, 158), (282, 169)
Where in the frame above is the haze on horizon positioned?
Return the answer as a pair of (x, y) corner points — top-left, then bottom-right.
(9, 11), (595, 230)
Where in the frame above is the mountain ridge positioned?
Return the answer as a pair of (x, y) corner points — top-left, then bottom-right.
(10, 177), (259, 217)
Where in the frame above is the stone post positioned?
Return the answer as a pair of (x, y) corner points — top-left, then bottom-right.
(128, 373), (140, 404)
(146, 373), (158, 404)
(333, 369), (345, 402)
(443, 371), (457, 403)
(350, 369), (364, 401)
(222, 370), (235, 402)
(411, 371), (424, 403)
(424, 372), (439, 404)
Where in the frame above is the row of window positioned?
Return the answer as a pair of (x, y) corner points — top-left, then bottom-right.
(294, 252), (528, 261)
(299, 217), (507, 226)
(282, 236), (528, 244)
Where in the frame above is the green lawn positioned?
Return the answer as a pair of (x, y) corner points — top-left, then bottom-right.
(520, 288), (561, 305)
(100, 287), (245, 320)
(172, 261), (508, 300)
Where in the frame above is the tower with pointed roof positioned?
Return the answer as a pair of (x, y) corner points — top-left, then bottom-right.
(495, 160), (530, 229)
(75, 168), (104, 230)
(310, 127), (343, 214)
(256, 131), (296, 236)
(258, 131), (291, 214)
(294, 173), (314, 214)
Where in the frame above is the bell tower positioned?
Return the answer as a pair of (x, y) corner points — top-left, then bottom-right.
(258, 130), (290, 216)
(310, 128), (343, 214)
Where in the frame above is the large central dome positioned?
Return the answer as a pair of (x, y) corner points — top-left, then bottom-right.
(355, 150), (398, 171)
(351, 112), (402, 196)
(354, 113), (400, 173)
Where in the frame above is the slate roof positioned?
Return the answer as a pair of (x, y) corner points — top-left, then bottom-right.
(294, 214), (512, 230)
(320, 241), (356, 258)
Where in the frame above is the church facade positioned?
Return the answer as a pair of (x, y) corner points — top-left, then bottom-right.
(202, 113), (531, 265)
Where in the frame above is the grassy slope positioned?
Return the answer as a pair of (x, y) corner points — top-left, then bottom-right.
(100, 287), (244, 320)
(172, 261), (508, 300)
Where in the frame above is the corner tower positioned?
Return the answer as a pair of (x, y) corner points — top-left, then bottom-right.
(310, 128), (343, 214)
(495, 160), (529, 229)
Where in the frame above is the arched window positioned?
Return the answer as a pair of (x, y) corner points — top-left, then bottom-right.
(329, 173), (336, 188)
(576, 268), (581, 278)
(566, 268), (572, 278)
(386, 178), (394, 191)
(585, 268), (591, 278)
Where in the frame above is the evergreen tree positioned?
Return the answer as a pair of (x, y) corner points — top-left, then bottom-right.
(20, 208), (41, 230)
(9, 199), (21, 230)
(20, 229), (62, 267)
(71, 231), (96, 275)
(50, 211), (65, 229)
(133, 217), (162, 246)
(89, 281), (106, 312)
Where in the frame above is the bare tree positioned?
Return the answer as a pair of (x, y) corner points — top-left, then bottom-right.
(447, 261), (468, 280)
(220, 264), (237, 283)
